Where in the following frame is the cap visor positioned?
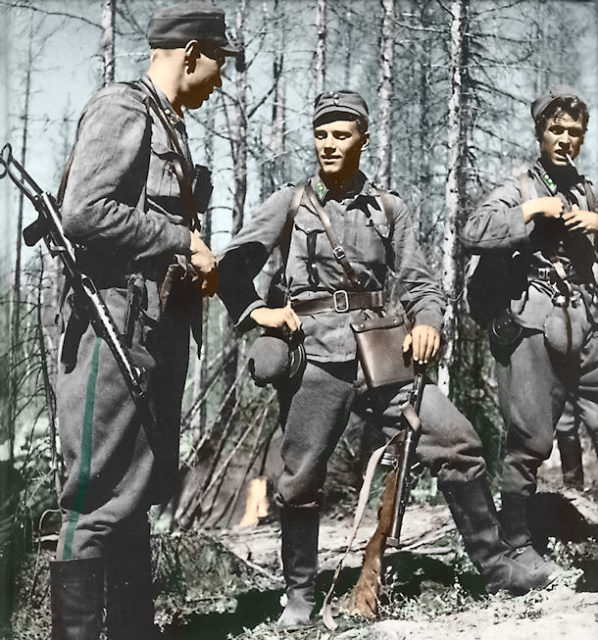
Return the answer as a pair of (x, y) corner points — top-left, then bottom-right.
(220, 40), (240, 56)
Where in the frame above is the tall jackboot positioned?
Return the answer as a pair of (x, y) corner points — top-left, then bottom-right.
(105, 516), (157, 640)
(50, 557), (104, 640)
(443, 478), (558, 595)
(277, 504), (319, 628)
(557, 433), (584, 490)
(500, 492), (561, 576)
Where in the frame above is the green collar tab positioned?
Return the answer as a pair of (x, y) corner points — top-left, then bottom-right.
(315, 181), (326, 200)
(541, 171), (558, 195)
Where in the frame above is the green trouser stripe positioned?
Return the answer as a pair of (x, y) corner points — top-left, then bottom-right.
(62, 337), (101, 561)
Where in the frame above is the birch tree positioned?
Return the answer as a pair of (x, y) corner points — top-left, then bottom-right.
(438, 0), (469, 396)
(376, 0), (395, 189)
(315, 0), (326, 93)
(101, 0), (116, 85)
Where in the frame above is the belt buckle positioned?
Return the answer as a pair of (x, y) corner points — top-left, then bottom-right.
(333, 290), (349, 313)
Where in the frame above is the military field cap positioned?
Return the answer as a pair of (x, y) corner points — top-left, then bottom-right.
(313, 90), (369, 125)
(148, 1), (238, 55)
(248, 332), (306, 388)
(531, 84), (585, 121)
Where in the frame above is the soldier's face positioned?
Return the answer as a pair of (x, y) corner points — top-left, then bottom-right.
(314, 120), (369, 182)
(540, 111), (585, 166)
(181, 43), (224, 109)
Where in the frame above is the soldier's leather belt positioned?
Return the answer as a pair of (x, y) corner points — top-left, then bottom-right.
(529, 266), (588, 285)
(292, 290), (383, 314)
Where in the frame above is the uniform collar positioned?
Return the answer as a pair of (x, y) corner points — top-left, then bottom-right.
(140, 74), (185, 129)
(311, 170), (372, 203)
(533, 157), (583, 195)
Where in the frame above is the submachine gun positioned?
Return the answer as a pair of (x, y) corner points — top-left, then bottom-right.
(0, 143), (163, 466)
(380, 368), (425, 547)
(322, 368), (425, 630)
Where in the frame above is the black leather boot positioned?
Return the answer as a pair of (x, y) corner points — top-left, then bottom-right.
(443, 478), (558, 595)
(557, 433), (584, 490)
(277, 503), (319, 628)
(105, 516), (157, 640)
(50, 557), (104, 640)
(500, 492), (562, 575)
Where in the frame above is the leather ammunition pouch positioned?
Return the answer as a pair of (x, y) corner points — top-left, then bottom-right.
(351, 311), (414, 390)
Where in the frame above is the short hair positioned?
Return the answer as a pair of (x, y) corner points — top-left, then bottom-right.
(534, 96), (589, 141)
(313, 111), (368, 136)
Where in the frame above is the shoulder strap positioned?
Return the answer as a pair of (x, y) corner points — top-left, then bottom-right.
(583, 179), (597, 212)
(304, 183), (362, 288)
(134, 81), (197, 227)
(279, 183), (306, 266)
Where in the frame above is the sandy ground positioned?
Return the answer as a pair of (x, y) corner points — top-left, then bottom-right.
(224, 441), (598, 640)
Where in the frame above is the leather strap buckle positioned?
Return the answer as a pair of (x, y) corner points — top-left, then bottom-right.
(332, 245), (346, 261)
(333, 290), (350, 312)
(536, 266), (552, 280)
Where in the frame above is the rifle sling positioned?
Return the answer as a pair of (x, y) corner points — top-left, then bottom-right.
(321, 402), (422, 631)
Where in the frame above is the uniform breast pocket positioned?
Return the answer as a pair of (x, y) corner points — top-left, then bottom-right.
(358, 218), (391, 264)
(147, 140), (179, 200)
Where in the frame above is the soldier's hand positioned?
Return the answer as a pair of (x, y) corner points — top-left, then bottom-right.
(403, 325), (440, 365)
(190, 230), (218, 297)
(250, 302), (302, 334)
(563, 204), (598, 233)
(521, 196), (563, 222)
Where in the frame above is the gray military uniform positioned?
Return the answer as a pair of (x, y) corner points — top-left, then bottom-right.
(219, 171), (486, 508)
(462, 160), (598, 498)
(57, 75), (196, 561)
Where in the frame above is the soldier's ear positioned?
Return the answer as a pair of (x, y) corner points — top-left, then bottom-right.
(184, 40), (201, 72)
(361, 133), (370, 151)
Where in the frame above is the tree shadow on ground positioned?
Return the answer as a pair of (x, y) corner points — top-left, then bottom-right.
(163, 587), (285, 639)
(164, 493), (598, 638)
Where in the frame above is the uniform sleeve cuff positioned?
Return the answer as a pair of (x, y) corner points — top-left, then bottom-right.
(413, 310), (443, 331)
(236, 300), (267, 333)
(513, 205), (533, 239)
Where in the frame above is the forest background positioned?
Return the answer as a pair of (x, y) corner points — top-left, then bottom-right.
(1, 0), (598, 637)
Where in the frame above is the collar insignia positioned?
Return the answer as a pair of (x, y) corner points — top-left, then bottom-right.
(315, 181), (326, 200)
(541, 171), (557, 195)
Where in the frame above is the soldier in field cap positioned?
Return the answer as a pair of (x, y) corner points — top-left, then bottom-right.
(50, 2), (237, 639)
(218, 89), (557, 628)
(463, 85), (597, 578)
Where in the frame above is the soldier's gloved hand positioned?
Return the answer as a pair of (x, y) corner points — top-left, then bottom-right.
(403, 325), (440, 365)
(190, 230), (218, 297)
(521, 196), (563, 222)
(563, 204), (598, 233)
(250, 302), (302, 334)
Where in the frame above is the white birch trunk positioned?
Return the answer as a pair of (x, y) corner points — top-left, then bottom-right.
(101, 0), (115, 86)
(376, 0), (395, 189)
(315, 0), (326, 93)
(437, 0), (468, 396)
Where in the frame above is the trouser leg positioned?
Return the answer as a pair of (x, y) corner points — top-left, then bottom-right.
(53, 287), (189, 636)
(276, 361), (355, 625)
(575, 330), (598, 469)
(555, 396), (584, 489)
(494, 331), (566, 549)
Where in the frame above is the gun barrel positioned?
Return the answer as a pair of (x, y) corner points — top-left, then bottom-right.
(386, 371), (425, 548)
